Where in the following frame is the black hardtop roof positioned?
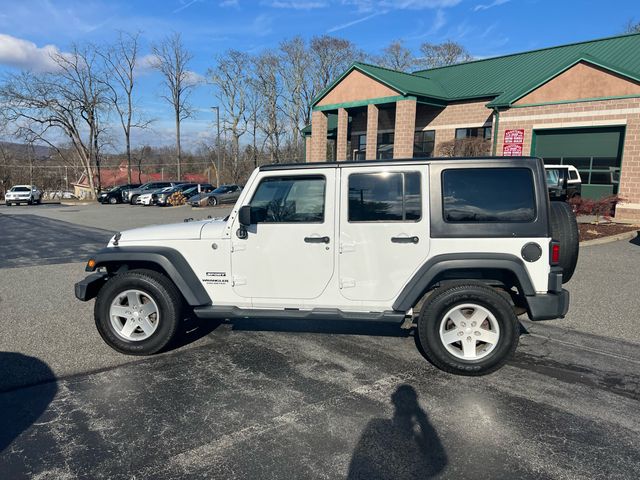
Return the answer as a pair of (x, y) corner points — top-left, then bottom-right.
(259, 156), (542, 171)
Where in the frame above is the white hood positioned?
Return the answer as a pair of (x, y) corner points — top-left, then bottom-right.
(114, 219), (216, 243)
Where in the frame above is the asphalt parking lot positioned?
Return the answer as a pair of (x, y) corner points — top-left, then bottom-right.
(1, 203), (639, 479)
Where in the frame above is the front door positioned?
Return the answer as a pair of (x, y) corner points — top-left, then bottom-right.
(339, 165), (430, 303)
(231, 170), (335, 301)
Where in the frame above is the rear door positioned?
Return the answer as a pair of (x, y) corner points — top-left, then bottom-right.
(339, 165), (430, 303)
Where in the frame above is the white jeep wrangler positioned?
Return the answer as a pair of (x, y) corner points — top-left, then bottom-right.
(76, 157), (577, 375)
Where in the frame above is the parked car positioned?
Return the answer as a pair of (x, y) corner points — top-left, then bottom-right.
(99, 184), (141, 204)
(5, 185), (43, 205)
(76, 156), (577, 376)
(182, 184), (215, 200)
(136, 189), (166, 206)
(123, 182), (181, 205)
(192, 184), (243, 207)
(154, 183), (200, 206)
(545, 165), (582, 200)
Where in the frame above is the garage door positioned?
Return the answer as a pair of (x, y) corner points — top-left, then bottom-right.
(533, 126), (624, 199)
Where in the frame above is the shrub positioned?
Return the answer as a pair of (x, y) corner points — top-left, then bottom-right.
(568, 194), (624, 224)
(437, 137), (492, 157)
(168, 191), (186, 206)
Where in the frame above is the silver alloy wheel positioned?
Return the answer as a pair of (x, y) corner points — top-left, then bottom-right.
(439, 303), (500, 361)
(109, 289), (160, 342)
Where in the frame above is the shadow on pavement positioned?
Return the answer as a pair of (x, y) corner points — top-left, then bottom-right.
(0, 353), (57, 453)
(347, 384), (447, 479)
(169, 314), (223, 351)
(228, 317), (411, 337)
(629, 232), (640, 246)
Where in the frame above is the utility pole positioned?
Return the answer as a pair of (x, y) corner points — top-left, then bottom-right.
(211, 106), (220, 186)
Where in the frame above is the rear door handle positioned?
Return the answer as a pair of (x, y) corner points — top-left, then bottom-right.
(304, 236), (330, 244)
(391, 236), (419, 244)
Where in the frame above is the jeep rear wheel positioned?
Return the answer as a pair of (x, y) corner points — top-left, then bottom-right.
(94, 269), (182, 355)
(417, 284), (519, 375)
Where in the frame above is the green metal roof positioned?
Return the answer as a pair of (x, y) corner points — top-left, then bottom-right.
(306, 33), (640, 134)
(413, 32), (640, 107)
(312, 61), (450, 107)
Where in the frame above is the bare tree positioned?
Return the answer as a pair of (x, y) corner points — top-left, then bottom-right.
(624, 19), (640, 33)
(208, 49), (249, 167)
(310, 35), (363, 92)
(253, 51), (285, 164)
(100, 31), (150, 184)
(279, 37), (311, 156)
(418, 40), (473, 69)
(151, 33), (197, 180)
(0, 44), (108, 198)
(374, 40), (416, 72)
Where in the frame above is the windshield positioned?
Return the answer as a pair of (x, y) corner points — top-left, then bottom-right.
(545, 169), (560, 186)
(213, 186), (233, 194)
(10, 186), (30, 192)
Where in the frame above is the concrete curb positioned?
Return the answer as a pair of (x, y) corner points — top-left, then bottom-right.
(580, 229), (639, 246)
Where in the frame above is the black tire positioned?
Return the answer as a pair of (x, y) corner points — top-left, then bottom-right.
(208, 196), (218, 206)
(94, 269), (183, 355)
(109, 196), (118, 204)
(5, 202), (11, 206)
(549, 201), (579, 283)
(27, 197), (33, 205)
(416, 283), (519, 376)
(130, 195), (139, 205)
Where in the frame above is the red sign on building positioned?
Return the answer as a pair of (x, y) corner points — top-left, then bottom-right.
(503, 144), (523, 156)
(504, 129), (525, 144)
(503, 129), (525, 156)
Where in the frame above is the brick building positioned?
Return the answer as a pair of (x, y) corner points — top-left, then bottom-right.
(303, 33), (640, 221)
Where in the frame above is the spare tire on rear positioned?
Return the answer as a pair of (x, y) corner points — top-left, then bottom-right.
(549, 201), (579, 283)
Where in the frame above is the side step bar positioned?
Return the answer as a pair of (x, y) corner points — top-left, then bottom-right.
(193, 306), (407, 323)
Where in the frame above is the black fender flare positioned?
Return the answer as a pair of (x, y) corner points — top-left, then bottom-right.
(86, 246), (211, 306)
(392, 253), (536, 312)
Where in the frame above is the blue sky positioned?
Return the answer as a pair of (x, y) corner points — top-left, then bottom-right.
(0, 0), (637, 149)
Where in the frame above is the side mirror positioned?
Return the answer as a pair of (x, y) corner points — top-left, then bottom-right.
(238, 205), (252, 227)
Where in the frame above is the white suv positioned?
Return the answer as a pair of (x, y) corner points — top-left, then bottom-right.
(5, 185), (42, 206)
(76, 157), (578, 375)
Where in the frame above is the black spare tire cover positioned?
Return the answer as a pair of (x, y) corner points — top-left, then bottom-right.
(549, 201), (579, 283)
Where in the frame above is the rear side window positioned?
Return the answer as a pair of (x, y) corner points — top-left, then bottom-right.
(348, 172), (421, 222)
(569, 171), (579, 180)
(442, 168), (535, 223)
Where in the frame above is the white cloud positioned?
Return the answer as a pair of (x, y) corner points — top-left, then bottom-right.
(474, 0), (510, 11)
(173, 0), (203, 14)
(328, 11), (385, 33)
(0, 34), (64, 72)
(263, 1), (328, 8)
(219, 0), (239, 6)
(379, 0), (461, 8)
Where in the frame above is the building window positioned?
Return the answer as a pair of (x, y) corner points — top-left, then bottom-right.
(442, 168), (536, 223)
(377, 132), (394, 159)
(348, 172), (421, 222)
(353, 132), (395, 160)
(414, 130), (435, 158)
(455, 126), (492, 141)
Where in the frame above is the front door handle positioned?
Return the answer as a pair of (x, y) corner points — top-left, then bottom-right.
(391, 236), (419, 244)
(304, 236), (330, 244)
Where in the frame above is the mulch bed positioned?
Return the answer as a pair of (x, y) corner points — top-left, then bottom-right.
(578, 222), (639, 242)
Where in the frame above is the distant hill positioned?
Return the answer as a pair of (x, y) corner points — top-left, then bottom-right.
(0, 141), (55, 160)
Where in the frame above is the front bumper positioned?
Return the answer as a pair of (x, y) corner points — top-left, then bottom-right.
(75, 272), (109, 301)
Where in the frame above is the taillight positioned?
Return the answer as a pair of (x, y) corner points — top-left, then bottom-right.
(551, 242), (560, 265)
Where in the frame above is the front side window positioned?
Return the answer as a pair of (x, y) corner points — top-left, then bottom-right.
(249, 175), (325, 223)
(443, 168), (535, 222)
(348, 172), (421, 222)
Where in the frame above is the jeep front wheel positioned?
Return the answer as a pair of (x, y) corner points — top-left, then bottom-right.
(417, 284), (519, 375)
(94, 270), (182, 355)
